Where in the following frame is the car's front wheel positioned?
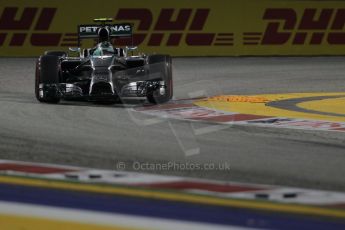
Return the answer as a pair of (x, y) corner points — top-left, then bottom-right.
(146, 55), (173, 104)
(35, 55), (61, 103)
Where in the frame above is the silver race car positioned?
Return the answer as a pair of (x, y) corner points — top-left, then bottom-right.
(35, 18), (173, 104)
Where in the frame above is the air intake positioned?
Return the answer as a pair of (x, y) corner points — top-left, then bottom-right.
(90, 82), (113, 95)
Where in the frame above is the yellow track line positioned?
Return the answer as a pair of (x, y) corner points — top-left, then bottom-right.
(0, 214), (140, 230)
(0, 175), (344, 219)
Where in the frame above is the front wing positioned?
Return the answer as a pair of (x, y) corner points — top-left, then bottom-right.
(39, 62), (168, 101)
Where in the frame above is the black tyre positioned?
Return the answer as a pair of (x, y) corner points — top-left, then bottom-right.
(147, 55), (173, 104)
(44, 51), (67, 57)
(35, 55), (61, 103)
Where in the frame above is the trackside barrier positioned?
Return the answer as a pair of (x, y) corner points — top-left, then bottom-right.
(1, 0), (345, 56)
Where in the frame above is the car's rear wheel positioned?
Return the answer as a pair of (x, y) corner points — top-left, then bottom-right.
(35, 55), (61, 103)
(147, 55), (173, 104)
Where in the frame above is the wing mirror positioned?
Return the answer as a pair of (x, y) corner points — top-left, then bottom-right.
(126, 46), (138, 55)
(69, 47), (81, 52)
(69, 47), (82, 57)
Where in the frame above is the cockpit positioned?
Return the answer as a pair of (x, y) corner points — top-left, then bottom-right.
(91, 42), (115, 57)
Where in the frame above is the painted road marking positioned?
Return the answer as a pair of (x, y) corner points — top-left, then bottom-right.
(208, 95), (270, 103)
(267, 96), (345, 117)
(298, 97), (345, 116)
(195, 93), (345, 123)
(0, 163), (75, 174)
(2, 160), (345, 207)
(1, 160), (345, 229)
(0, 201), (239, 230)
(1, 161), (345, 219)
(2, 175), (345, 219)
(134, 94), (345, 132)
(0, 213), (140, 230)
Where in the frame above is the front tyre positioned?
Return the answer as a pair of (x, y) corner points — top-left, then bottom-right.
(35, 55), (61, 103)
(147, 55), (173, 104)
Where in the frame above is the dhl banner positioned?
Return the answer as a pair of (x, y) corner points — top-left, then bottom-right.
(1, 0), (345, 56)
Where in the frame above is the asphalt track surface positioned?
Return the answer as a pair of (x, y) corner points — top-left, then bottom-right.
(0, 57), (345, 191)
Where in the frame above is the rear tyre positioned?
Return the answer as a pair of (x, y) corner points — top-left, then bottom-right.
(147, 55), (173, 104)
(35, 55), (61, 103)
(44, 51), (67, 57)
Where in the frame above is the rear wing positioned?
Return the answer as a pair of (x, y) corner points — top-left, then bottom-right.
(77, 23), (133, 45)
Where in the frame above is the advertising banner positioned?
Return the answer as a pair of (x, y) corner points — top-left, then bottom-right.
(1, 0), (345, 56)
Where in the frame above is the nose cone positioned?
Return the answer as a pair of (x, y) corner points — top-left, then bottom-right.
(92, 56), (113, 67)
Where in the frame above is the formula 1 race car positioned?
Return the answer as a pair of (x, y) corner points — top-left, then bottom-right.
(35, 18), (172, 104)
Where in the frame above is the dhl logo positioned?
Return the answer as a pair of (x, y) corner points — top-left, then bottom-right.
(243, 8), (345, 45)
(0, 7), (233, 48)
(113, 8), (233, 47)
(0, 7), (76, 47)
(1, 7), (344, 49)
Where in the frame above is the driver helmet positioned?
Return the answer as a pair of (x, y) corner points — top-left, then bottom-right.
(93, 41), (115, 56)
